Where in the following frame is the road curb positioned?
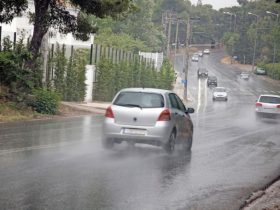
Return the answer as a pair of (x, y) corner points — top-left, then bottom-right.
(240, 175), (280, 209)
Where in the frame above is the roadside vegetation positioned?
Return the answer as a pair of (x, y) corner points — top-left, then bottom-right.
(220, 0), (280, 79)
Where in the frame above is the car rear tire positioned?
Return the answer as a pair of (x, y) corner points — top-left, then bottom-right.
(102, 138), (114, 149)
(164, 131), (176, 154)
(183, 136), (192, 151)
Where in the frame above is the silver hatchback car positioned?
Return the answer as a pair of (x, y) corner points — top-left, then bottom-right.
(102, 88), (195, 153)
(255, 95), (280, 118)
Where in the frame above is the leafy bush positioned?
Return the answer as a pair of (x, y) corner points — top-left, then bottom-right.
(30, 89), (61, 115)
(263, 63), (280, 80)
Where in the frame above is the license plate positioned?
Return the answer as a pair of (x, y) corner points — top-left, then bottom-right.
(123, 128), (146, 135)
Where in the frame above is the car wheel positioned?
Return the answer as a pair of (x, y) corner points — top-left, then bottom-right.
(183, 136), (192, 151)
(213, 97), (215, 101)
(164, 131), (176, 154)
(225, 98), (228, 101)
(102, 138), (114, 149)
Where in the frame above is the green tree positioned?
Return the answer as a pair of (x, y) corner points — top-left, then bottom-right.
(53, 44), (67, 95)
(0, 0), (136, 72)
(94, 58), (114, 101)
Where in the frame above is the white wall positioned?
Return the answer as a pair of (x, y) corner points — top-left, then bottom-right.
(139, 52), (164, 70)
(84, 65), (95, 102)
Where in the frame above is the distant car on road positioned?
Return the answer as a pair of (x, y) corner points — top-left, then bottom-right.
(102, 88), (195, 153)
(197, 68), (208, 78)
(240, 72), (250, 80)
(191, 54), (199, 62)
(254, 67), (267, 75)
(255, 95), (280, 118)
(198, 51), (203, 57)
(212, 87), (228, 101)
(203, 49), (210, 54)
(207, 76), (218, 87)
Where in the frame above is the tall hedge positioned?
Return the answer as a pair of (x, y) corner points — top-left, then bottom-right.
(263, 63), (280, 80)
(94, 58), (175, 101)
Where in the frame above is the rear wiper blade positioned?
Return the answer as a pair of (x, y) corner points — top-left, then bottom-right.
(120, 104), (142, 109)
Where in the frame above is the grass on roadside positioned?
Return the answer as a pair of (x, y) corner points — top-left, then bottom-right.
(0, 101), (44, 122)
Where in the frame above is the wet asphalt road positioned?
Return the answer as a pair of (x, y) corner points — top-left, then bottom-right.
(1, 50), (280, 210)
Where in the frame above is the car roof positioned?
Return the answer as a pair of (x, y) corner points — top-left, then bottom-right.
(208, 76), (217, 79)
(214, 87), (226, 90)
(119, 88), (173, 95)
(259, 94), (280, 98)
(198, 68), (207, 70)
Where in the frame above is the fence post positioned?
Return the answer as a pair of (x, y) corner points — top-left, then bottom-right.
(116, 49), (119, 63)
(112, 48), (115, 63)
(98, 45), (102, 61)
(90, 44), (93, 65)
(0, 26), (2, 51)
(94, 44), (98, 64)
(13, 32), (16, 50)
(51, 44), (54, 80)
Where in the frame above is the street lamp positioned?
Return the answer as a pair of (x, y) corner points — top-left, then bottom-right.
(223, 12), (237, 32)
(248, 12), (259, 71)
(266, 10), (279, 64)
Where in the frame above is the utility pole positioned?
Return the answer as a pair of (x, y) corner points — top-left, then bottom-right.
(248, 12), (259, 71)
(266, 11), (279, 65)
(184, 17), (191, 101)
(167, 16), (172, 57)
(175, 20), (179, 54)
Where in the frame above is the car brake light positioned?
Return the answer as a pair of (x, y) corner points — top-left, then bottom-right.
(277, 105), (280, 108)
(157, 109), (171, 121)
(256, 102), (262, 107)
(105, 106), (114, 118)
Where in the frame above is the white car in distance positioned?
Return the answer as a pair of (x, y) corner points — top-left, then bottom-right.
(191, 54), (199, 62)
(212, 87), (228, 101)
(203, 49), (210, 54)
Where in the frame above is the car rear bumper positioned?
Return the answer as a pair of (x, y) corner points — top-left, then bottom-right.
(256, 108), (280, 115)
(102, 118), (173, 146)
(256, 111), (280, 118)
(213, 96), (227, 101)
(207, 82), (217, 86)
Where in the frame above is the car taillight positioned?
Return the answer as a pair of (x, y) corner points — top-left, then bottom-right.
(256, 102), (262, 107)
(277, 104), (280, 108)
(157, 109), (171, 121)
(105, 106), (114, 118)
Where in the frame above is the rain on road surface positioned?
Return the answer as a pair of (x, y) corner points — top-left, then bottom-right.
(0, 50), (280, 210)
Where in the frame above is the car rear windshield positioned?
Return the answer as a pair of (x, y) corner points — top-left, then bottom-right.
(113, 92), (164, 108)
(214, 88), (226, 92)
(259, 96), (280, 104)
(199, 68), (207, 72)
(208, 76), (217, 80)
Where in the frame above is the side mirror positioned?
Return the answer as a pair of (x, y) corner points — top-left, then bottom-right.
(186, 108), (195, 114)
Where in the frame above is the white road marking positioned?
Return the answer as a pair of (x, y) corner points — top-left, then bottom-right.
(0, 141), (78, 155)
(204, 80), (208, 113)
(197, 78), (201, 112)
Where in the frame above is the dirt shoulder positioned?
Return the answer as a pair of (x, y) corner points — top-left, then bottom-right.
(241, 178), (280, 210)
(0, 102), (102, 123)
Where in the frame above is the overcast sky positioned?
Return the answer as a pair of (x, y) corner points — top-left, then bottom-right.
(189, 0), (239, 10)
